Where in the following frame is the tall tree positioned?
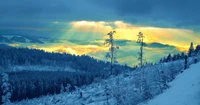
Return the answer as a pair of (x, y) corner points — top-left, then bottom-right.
(104, 31), (119, 75)
(136, 32), (151, 99)
(137, 32), (145, 68)
(188, 42), (195, 57)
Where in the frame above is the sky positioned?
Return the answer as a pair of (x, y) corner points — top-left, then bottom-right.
(0, 0), (200, 66)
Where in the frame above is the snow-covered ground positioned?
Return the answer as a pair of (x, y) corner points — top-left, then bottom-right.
(3, 65), (78, 73)
(10, 61), (200, 105)
(140, 63), (200, 105)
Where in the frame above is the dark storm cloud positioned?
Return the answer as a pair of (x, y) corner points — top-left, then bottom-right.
(89, 0), (153, 15)
(0, 0), (200, 35)
(0, 0), (116, 22)
(0, 0), (70, 18)
(89, 0), (200, 29)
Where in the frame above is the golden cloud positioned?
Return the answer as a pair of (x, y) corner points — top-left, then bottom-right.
(70, 21), (112, 33)
(9, 44), (20, 47)
(38, 45), (107, 55)
(69, 20), (200, 51)
(27, 44), (37, 49)
(25, 20), (199, 66)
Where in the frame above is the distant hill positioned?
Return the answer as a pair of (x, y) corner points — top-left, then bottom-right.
(0, 35), (13, 43)
(0, 35), (44, 44)
(0, 44), (11, 49)
(146, 42), (176, 48)
(0, 45), (129, 73)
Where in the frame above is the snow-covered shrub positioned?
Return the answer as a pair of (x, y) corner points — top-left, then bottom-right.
(65, 84), (71, 93)
(110, 78), (141, 105)
(196, 51), (200, 61)
(108, 60), (185, 105)
(1, 73), (12, 105)
(60, 84), (65, 93)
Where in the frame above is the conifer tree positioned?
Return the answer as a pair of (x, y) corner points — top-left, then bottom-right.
(104, 31), (119, 75)
(137, 32), (145, 68)
(60, 84), (65, 93)
(188, 42), (195, 57)
(184, 55), (188, 70)
(1, 73), (11, 105)
(166, 54), (172, 62)
(181, 52), (185, 59)
(195, 45), (200, 55)
(136, 32), (152, 100)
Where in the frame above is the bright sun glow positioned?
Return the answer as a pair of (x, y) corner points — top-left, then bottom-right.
(69, 20), (200, 48)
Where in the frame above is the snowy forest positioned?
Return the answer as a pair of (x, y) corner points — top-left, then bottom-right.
(0, 43), (129, 103)
(0, 30), (200, 105)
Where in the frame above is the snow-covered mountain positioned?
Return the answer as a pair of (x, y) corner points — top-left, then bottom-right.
(11, 59), (200, 105)
(0, 35), (44, 44)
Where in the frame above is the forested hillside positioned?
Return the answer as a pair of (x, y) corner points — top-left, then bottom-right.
(0, 44), (128, 73)
(12, 52), (200, 105)
(0, 44), (130, 103)
(1, 42), (200, 104)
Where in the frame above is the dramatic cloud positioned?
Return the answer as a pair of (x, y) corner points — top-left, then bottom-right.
(90, 0), (200, 29)
(1, 0), (200, 30)
(67, 21), (200, 49)
(1, 0), (200, 66)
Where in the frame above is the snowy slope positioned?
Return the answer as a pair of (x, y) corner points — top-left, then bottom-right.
(141, 63), (200, 105)
(11, 61), (199, 105)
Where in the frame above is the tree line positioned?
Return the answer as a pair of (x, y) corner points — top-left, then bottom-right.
(0, 45), (131, 104)
(160, 42), (200, 63)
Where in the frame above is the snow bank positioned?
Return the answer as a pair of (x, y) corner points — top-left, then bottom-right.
(141, 63), (200, 105)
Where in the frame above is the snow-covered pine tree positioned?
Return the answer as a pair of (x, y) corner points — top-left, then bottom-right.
(195, 45), (200, 55)
(154, 67), (164, 93)
(65, 84), (71, 93)
(167, 63), (177, 81)
(136, 32), (153, 101)
(20, 81), (27, 98)
(1, 73), (12, 105)
(184, 55), (188, 70)
(160, 71), (169, 89)
(60, 84), (65, 93)
(196, 48), (200, 61)
(188, 42), (195, 57)
(140, 76), (153, 100)
(104, 84), (110, 105)
(181, 52), (185, 59)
